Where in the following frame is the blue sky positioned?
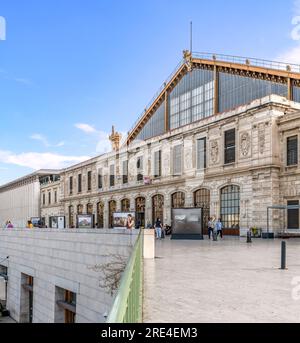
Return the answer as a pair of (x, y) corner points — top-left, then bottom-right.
(0, 0), (299, 185)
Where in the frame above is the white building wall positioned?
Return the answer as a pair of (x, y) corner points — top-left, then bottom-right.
(0, 180), (40, 228)
(0, 228), (137, 323)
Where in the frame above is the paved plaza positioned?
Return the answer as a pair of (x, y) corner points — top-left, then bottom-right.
(143, 237), (300, 323)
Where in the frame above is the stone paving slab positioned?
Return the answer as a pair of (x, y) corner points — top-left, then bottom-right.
(143, 237), (300, 323)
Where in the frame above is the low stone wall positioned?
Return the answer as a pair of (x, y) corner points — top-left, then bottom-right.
(0, 228), (138, 323)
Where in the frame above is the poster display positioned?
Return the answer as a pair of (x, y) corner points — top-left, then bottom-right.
(57, 216), (65, 229)
(50, 216), (65, 229)
(171, 208), (203, 240)
(113, 212), (135, 229)
(77, 215), (93, 229)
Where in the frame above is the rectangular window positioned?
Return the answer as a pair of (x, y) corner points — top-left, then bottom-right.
(123, 160), (128, 184)
(48, 192), (51, 205)
(173, 145), (182, 175)
(197, 138), (207, 170)
(87, 171), (92, 191)
(78, 174), (82, 193)
(69, 177), (73, 195)
(137, 157), (143, 182)
(287, 136), (298, 166)
(42, 193), (45, 205)
(98, 169), (103, 189)
(154, 150), (162, 178)
(110, 165), (115, 187)
(55, 287), (76, 324)
(21, 274), (34, 323)
(224, 129), (236, 164)
(54, 190), (57, 203)
(287, 200), (299, 230)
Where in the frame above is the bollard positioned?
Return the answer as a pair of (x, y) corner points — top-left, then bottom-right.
(247, 230), (252, 243)
(280, 241), (287, 270)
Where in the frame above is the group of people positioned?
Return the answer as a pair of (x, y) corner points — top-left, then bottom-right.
(152, 218), (171, 239)
(4, 220), (14, 229)
(3, 219), (37, 229)
(207, 217), (223, 240)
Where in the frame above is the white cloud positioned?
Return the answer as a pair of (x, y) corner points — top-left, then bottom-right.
(275, 1), (300, 66)
(74, 122), (127, 154)
(96, 131), (127, 154)
(30, 133), (65, 148)
(96, 131), (112, 154)
(277, 45), (300, 65)
(75, 123), (97, 134)
(294, 0), (300, 15)
(0, 150), (90, 170)
(14, 77), (33, 86)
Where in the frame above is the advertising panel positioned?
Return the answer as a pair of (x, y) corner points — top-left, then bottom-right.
(113, 212), (135, 229)
(171, 208), (203, 240)
(77, 215), (93, 229)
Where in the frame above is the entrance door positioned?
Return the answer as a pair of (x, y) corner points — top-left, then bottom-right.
(109, 200), (116, 228)
(136, 197), (146, 228)
(152, 195), (164, 225)
(288, 200), (299, 230)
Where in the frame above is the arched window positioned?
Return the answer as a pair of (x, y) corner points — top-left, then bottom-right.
(68, 205), (74, 228)
(77, 204), (83, 215)
(172, 192), (185, 208)
(194, 189), (210, 231)
(135, 197), (146, 213)
(136, 197), (146, 228)
(220, 185), (240, 234)
(152, 195), (164, 224)
(87, 203), (93, 215)
(97, 202), (104, 228)
(121, 199), (130, 212)
(109, 200), (117, 228)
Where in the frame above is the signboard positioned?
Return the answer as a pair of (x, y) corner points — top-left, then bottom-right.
(50, 216), (65, 229)
(171, 208), (203, 240)
(77, 215), (93, 229)
(113, 212), (135, 229)
(57, 216), (65, 229)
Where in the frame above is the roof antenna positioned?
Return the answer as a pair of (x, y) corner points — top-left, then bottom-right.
(190, 21), (193, 54)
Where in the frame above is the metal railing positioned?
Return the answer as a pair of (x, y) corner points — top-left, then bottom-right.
(106, 230), (143, 323)
(193, 52), (300, 73)
(128, 59), (184, 134)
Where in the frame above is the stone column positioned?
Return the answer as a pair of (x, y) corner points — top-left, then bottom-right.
(145, 195), (152, 225)
(103, 200), (109, 228)
(164, 193), (171, 225)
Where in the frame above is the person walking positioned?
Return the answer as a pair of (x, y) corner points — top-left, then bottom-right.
(216, 218), (223, 239)
(212, 216), (218, 241)
(207, 217), (213, 240)
(126, 214), (134, 230)
(26, 220), (33, 229)
(155, 217), (162, 239)
(6, 221), (13, 229)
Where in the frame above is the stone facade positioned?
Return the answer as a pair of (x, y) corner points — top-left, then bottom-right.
(41, 180), (64, 228)
(58, 95), (300, 236)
